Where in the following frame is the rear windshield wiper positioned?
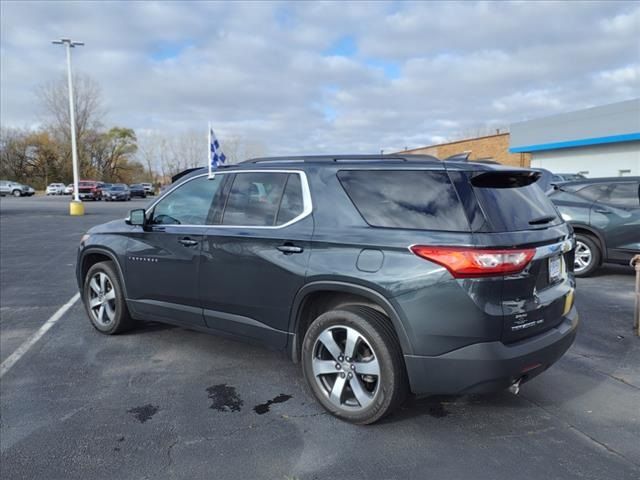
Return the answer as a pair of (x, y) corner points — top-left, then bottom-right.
(529, 215), (556, 225)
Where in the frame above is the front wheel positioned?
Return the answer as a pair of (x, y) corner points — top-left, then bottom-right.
(301, 306), (408, 424)
(83, 261), (134, 334)
(574, 233), (601, 277)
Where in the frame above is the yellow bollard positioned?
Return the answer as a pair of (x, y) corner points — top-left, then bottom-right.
(69, 200), (85, 216)
(632, 255), (640, 337)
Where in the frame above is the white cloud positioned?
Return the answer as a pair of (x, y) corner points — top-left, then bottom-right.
(1, 0), (639, 155)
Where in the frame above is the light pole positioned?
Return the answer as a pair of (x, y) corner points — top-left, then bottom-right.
(52, 38), (84, 214)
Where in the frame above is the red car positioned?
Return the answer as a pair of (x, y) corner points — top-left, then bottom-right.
(77, 180), (103, 201)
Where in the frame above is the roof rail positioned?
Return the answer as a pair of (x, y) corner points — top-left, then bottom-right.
(240, 154), (441, 164)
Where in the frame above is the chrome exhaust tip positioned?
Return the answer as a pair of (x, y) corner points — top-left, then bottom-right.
(508, 379), (522, 395)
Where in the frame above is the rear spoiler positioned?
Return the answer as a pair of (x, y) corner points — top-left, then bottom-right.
(443, 152), (471, 162)
(171, 167), (203, 183)
(470, 170), (541, 188)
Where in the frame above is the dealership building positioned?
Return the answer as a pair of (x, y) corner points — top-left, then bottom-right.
(510, 98), (640, 177)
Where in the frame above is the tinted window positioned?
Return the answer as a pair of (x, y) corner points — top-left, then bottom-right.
(152, 175), (222, 225)
(222, 173), (289, 226)
(337, 170), (470, 231)
(575, 184), (607, 201)
(472, 179), (560, 232)
(276, 174), (304, 224)
(602, 182), (640, 208)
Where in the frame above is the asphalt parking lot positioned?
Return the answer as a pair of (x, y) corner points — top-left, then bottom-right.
(1, 195), (639, 480)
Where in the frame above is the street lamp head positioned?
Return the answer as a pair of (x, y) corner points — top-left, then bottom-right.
(52, 39), (85, 48)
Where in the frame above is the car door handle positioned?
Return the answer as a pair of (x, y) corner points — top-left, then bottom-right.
(594, 208), (612, 214)
(277, 244), (304, 254)
(178, 237), (199, 247)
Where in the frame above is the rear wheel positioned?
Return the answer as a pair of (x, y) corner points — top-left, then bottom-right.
(83, 261), (133, 334)
(12, 190), (21, 197)
(301, 306), (408, 424)
(574, 233), (601, 277)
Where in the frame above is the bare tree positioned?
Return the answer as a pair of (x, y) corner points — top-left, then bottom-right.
(37, 73), (105, 145)
(222, 135), (267, 164)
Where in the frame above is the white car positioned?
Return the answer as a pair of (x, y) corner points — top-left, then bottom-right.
(0, 180), (33, 197)
(64, 184), (74, 195)
(141, 183), (154, 195)
(46, 183), (66, 195)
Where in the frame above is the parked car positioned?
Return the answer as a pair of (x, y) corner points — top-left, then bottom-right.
(141, 183), (154, 195)
(551, 173), (587, 183)
(64, 184), (74, 195)
(77, 155), (578, 424)
(129, 184), (147, 198)
(46, 183), (66, 195)
(77, 180), (103, 201)
(0, 180), (33, 197)
(549, 177), (640, 276)
(102, 184), (131, 201)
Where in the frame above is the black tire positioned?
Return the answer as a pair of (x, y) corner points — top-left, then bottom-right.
(301, 305), (408, 424)
(574, 233), (601, 277)
(12, 190), (21, 197)
(83, 261), (134, 334)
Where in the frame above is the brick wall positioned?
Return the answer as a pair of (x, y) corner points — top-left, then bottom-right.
(402, 133), (531, 167)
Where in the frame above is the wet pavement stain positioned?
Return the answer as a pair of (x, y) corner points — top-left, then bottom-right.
(425, 399), (450, 418)
(206, 384), (243, 412)
(254, 394), (293, 415)
(127, 404), (159, 423)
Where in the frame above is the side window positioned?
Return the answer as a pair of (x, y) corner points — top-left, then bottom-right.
(222, 172), (289, 226)
(575, 185), (607, 201)
(602, 183), (640, 208)
(276, 174), (304, 224)
(337, 170), (470, 231)
(152, 175), (223, 225)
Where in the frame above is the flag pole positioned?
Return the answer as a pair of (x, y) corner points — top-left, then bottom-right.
(207, 121), (212, 177)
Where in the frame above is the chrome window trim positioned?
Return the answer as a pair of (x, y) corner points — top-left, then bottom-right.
(146, 169), (312, 230)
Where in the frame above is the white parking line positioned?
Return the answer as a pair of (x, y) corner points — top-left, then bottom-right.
(0, 293), (80, 379)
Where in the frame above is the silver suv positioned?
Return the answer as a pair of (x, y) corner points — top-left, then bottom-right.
(0, 180), (33, 197)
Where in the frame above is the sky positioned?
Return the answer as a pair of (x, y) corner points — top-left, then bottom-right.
(1, 0), (639, 155)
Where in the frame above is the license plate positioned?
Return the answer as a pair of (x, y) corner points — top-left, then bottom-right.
(549, 255), (562, 282)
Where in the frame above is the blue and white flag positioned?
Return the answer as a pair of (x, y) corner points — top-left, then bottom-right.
(208, 124), (226, 177)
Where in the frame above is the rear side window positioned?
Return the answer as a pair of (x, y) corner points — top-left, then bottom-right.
(222, 172), (305, 227)
(601, 182), (640, 208)
(276, 174), (304, 224)
(337, 170), (470, 231)
(575, 184), (608, 201)
(471, 173), (561, 232)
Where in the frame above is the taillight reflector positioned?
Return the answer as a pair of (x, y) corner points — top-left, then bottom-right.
(410, 246), (535, 278)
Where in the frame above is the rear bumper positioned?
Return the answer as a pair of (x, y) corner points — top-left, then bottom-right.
(404, 306), (578, 395)
(79, 192), (99, 199)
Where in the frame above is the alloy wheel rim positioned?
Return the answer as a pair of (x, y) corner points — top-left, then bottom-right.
(312, 325), (380, 411)
(88, 272), (116, 326)
(574, 240), (593, 273)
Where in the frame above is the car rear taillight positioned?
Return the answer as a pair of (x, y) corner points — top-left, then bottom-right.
(410, 246), (535, 278)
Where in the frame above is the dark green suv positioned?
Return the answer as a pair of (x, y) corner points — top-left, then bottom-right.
(77, 155), (578, 423)
(549, 177), (640, 276)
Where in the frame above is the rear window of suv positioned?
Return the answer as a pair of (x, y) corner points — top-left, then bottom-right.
(337, 170), (470, 231)
(470, 171), (561, 232)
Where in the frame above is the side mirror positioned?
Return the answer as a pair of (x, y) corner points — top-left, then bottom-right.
(127, 208), (146, 226)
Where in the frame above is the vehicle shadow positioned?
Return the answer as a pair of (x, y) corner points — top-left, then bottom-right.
(378, 392), (517, 424)
(588, 264), (635, 277)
